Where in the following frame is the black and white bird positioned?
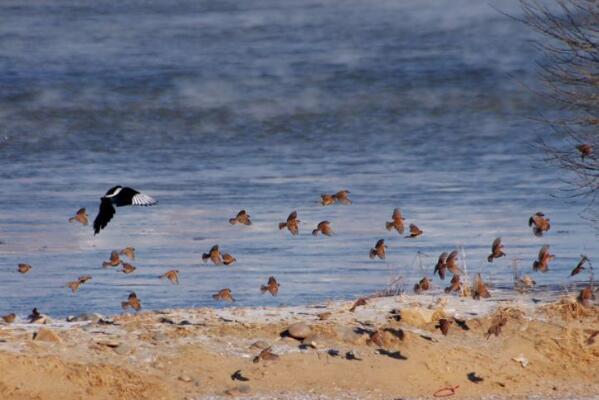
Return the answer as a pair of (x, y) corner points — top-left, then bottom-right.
(93, 186), (157, 234)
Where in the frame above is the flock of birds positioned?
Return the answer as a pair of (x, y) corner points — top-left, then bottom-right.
(1, 169), (597, 324)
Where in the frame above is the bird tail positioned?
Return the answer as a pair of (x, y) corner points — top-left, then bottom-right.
(121, 301), (130, 310)
(533, 227), (543, 237)
(229, 218), (237, 225)
(68, 217), (76, 223)
(487, 254), (494, 263)
(202, 253), (209, 262)
(385, 222), (393, 231)
(260, 285), (268, 294)
(369, 249), (376, 259)
(532, 261), (540, 271)
(278, 222), (287, 230)
(312, 229), (319, 236)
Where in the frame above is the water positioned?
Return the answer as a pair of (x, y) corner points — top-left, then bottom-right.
(0, 0), (596, 318)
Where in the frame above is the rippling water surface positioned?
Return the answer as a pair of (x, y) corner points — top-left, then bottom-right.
(0, 0), (596, 318)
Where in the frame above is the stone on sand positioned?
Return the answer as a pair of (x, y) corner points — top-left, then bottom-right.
(287, 323), (312, 340)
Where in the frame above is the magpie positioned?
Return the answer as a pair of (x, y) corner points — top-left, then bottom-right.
(93, 186), (157, 234)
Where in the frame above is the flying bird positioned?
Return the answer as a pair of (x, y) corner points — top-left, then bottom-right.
(229, 210), (252, 226)
(160, 270), (179, 285)
(28, 308), (45, 323)
(487, 237), (505, 262)
(102, 251), (121, 268)
(17, 263), (32, 274)
(528, 212), (550, 237)
(333, 190), (352, 205)
(369, 239), (387, 260)
(445, 250), (463, 275)
(434, 252), (448, 280)
(577, 143), (593, 160)
(66, 275), (92, 294)
(472, 273), (491, 299)
(69, 208), (89, 225)
(202, 245), (223, 265)
(279, 211), (300, 235)
(213, 288), (235, 302)
(222, 253), (236, 266)
(121, 263), (136, 274)
(444, 274), (461, 294)
(436, 318), (452, 336)
(312, 221), (334, 236)
(93, 186), (157, 235)
(260, 276), (280, 296)
(320, 194), (336, 206)
(349, 297), (367, 312)
(570, 255), (589, 277)
(120, 247), (135, 260)
(413, 277), (431, 294)
(405, 224), (423, 238)
(385, 208), (405, 234)
(532, 245), (555, 273)
(121, 292), (141, 312)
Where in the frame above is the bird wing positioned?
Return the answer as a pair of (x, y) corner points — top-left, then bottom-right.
(318, 221), (330, 229)
(447, 250), (458, 263)
(375, 239), (385, 248)
(93, 197), (116, 235)
(492, 237), (501, 252)
(392, 208), (403, 221)
(287, 211), (297, 222)
(236, 210), (247, 218)
(538, 245), (549, 261)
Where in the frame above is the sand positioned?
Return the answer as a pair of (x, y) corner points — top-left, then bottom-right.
(0, 294), (598, 400)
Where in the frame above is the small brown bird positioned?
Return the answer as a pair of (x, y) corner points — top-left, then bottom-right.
(260, 276), (280, 296)
(222, 253), (237, 266)
(320, 194), (336, 206)
(229, 210), (252, 225)
(66, 275), (92, 294)
(577, 143), (593, 160)
(333, 190), (352, 205)
(529, 212), (551, 237)
(369, 239), (387, 260)
(349, 297), (367, 312)
(120, 247), (136, 260)
(312, 220), (334, 236)
(28, 308), (44, 323)
(121, 263), (136, 274)
(213, 288), (235, 302)
(405, 223), (423, 238)
(487, 237), (505, 262)
(578, 286), (595, 306)
(17, 263), (32, 274)
(279, 211), (300, 235)
(413, 277), (431, 294)
(436, 318), (453, 336)
(472, 273), (491, 299)
(486, 316), (507, 339)
(253, 347), (279, 363)
(1, 313), (16, 324)
(519, 275), (536, 289)
(444, 274), (461, 294)
(102, 251), (121, 268)
(121, 292), (141, 312)
(68, 208), (89, 225)
(385, 208), (405, 234)
(570, 255), (589, 277)
(446, 250), (463, 275)
(160, 270), (180, 285)
(202, 245), (223, 265)
(532, 244), (555, 273)
(434, 252), (448, 280)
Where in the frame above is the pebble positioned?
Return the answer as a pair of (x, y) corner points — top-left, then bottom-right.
(287, 322), (312, 340)
(178, 375), (192, 383)
(249, 340), (269, 350)
(113, 343), (132, 355)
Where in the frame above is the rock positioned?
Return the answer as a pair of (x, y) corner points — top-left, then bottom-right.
(178, 375), (192, 383)
(287, 323), (312, 340)
(33, 328), (61, 343)
(318, 312), (332, 320)
(334, 326), (363, 344)
(113, 343), (133, 355)
(66, 313), (103, 323)
(512, 354), (529, 368)
(398, 306), (436, 327)
(249, 340), (270, 350)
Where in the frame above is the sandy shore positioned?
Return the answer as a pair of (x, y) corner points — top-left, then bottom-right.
(0, 293), (598, 400)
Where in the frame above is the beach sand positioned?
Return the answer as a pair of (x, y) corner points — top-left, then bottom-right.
(0, 294), (597, 400)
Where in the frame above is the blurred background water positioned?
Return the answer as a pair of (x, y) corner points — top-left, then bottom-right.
(0, 0), (596, 318)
